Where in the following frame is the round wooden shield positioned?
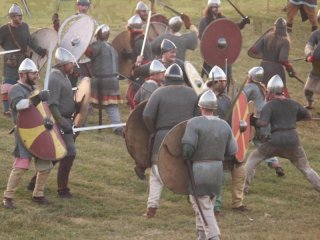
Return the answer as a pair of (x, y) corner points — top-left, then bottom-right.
(58, 14), (95, 61)
(150, 14), (169, 25)
(200, 19), (242, 67)
(124, 101), (151, 169)
(144, 22), (169, 42)
(112, 30), (133, 77)
(184, 61), (205, 96)
(17, 101), (67, 161)
(232, 92), (250, 162)
(27, 28), (58, 71)
(247, 28), (273, 60)
(74, 77), (91, 127)
(158, 121), (188, 195)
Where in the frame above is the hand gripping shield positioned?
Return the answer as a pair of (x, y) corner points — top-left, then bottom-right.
(58, 14), (95, 61)
(124, 101), (151, 169)
(232, 92), (250, 162)
(27, 28), (58, 71)
(17, 99), (67, 161)
(184, 61), (206, 96)
(111, 30), (133, 77)
(158, 121), (189, 195)
(200, 18), (242, 67)
(74, 77), (91, 127)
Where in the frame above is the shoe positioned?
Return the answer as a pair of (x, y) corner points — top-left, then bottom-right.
(214, 210), (225, 217)
(3, 111), (11, 117)
(134, 166), (146, 180)
(58, 192), (73, 198)
(3, 197), (15, 209)
(305, 105), (313, 110)
(275, 167), (285, 177)
(232, 205), (250, 212)
(32, 196), (50, 205)
(144, 207), (157, 218)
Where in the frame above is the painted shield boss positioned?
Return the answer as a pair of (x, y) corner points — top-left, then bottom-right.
(112, 30), (133, 77)
(125, 101), (151, 169)
(158, 121), (188, 195)
(74, 77), (91, 127)
(58, 14), (95, 61)
(143, 22), (169, 42)
(27, 28), (58, 71)
(200, 18), (242, 67)
(184, 61), (205, 96)
(17, 99), (67, 161)
(232, 92), (250, 162)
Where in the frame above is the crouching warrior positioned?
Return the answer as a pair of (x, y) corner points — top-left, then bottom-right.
(3, 59), (62, 209)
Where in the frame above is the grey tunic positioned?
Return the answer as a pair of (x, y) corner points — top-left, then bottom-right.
(89, 40), (120, 96)
(182, 116), (237, 196)
(48, 68), (76, 156)
(0, 22), (45, 82)
(151, 32), (198, 61)
(243, 83), (266, 115)
(134, 79), (159, 104)
(143, 84), (198, 164)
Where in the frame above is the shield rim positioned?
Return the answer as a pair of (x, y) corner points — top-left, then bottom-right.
(74, 77), (91, 127)
(184, 61), (205, 96)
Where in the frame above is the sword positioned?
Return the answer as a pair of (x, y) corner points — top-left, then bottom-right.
(226, 0), (246, 19)
(56, 0), (61, 14)
(292, 75), (305, 85)
(21, 0), (31, 17)
(291, 57), (306, 62)
(0, 49), (21, 55)
(43, 43), (54, 91)
(140, 10), (152, 57)
(72, 123), (126, 133)
(158, 1), (182, 16)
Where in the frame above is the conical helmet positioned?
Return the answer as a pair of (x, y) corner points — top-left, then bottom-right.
(160, 39), (177, 54)
(248, 66), (264, 82)
(55, 47), (78, 67)
(127, 15), (143, 30)
(18, 58), (38, 73)
(135, 1), (149, 11)
(208, 0), (221, 7)
(77, 0), (90, 6)
(198, 90), (218, 110)
(274, 17), (287, 37)
(267, 75), (284, 94)
(209, 65), (226, 81)
(8, 3), (23, 17)
(165, 63), (183, 79)
(150, 60), (166, 75)
(94, 24), (110, 39)
(169, 16), (182, 33)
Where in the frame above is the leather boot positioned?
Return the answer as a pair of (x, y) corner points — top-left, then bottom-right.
(3, 197), (15, 209)
(145, 207), (157, 218)
(57, 155), (75, 197)
(33, 170), (50, 198)
(32, 196), (50, 205)
(208, 236), (220, 240)
(196, 230), (206, 240)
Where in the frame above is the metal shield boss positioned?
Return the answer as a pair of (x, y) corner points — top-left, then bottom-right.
(74, 77), (91, 127)
(17, 100), (67, 161)
(200, 19), (242, 67)
(232, 92), (250, 162)
(27, 28), (58, 71)
(247, 28), (273, 59)
(124, 101), (151, 169)
(184, 61), (205, 96)
(112, 30), (133, 77)
(143, 21), (169, 42)
(58, 14), (95, 61)
(158, 121), (189, 195)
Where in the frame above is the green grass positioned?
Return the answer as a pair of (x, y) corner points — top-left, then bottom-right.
(1, 0), (320, 239)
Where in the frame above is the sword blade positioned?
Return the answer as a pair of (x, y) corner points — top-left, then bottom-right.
(56, 0), (61, 14)
(0, 49), (21, 55)
(158, 1), (182, 16)
(21, 0), (31, 17)
(140, 10), (152, 57)
(73, 123), (126, 133)
(43, 43), (54, 90)
(226, 0), (246, 18)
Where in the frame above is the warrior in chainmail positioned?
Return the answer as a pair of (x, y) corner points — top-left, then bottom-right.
(243, 67), (285, 177)
(0, 3), (47, 116)
(245, 75), (320, 195)
(3, 59), (52, 209)
(151, 15), (198, 61)
(304, 10), (320, 109)
(85, 24), (124, 135)
(142, 64), (198, 218)
(182, 90), (237, 240)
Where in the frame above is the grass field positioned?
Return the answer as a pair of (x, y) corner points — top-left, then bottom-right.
(1, 0), (320, 239)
